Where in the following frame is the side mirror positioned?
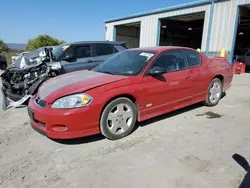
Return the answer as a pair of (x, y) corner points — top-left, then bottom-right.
(63, 53), (76, 62)
(149, 66), (166, 76)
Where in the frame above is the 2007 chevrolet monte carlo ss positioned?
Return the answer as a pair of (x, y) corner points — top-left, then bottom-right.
(28, 47), (233, 140)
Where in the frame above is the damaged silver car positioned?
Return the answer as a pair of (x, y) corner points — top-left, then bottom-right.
(1, 41), (127, 110)
(1, 47), (61, 110)
(12, 46), (55, 69)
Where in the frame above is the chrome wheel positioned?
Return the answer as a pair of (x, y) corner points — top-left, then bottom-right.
(209, 81), (222, 104)
(100, 97), (137, 140)
(107, 103), (133, 135)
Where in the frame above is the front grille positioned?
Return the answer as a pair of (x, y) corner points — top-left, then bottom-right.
(35, 97), (47, 108)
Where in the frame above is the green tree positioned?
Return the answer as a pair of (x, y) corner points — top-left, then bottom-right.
(0, 39), (9, 54)
(26, 34), (66, 51)
(0, 39), (11, 67)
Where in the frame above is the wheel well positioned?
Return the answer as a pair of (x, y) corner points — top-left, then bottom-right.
(99, 94), (138, 121)
(103, 94), (137, 108)
(214, 75), (224, 84)
(213, 75), (224, 91)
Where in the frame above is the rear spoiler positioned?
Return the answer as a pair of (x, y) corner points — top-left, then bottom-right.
(210, 56), (228, 59)
(210, 56), (230, 64)
(115, 41), (126, 44)
(210, 56), (233, 70)
(113, 41), (128, 49)
(106, 40), (126, 45)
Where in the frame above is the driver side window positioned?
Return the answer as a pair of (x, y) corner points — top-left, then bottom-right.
(64, 45), (91, 59)
(151, 50), (188, 72)
(74, 45), (91, 58)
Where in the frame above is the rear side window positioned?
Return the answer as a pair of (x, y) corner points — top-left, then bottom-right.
(152, 50), (188, 72)
(186, 50), (201, 67)
(96, 44), (114, 56)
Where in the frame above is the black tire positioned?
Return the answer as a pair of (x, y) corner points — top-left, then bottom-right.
(100, 97), (137, 140)
(204, 78), (223, 107)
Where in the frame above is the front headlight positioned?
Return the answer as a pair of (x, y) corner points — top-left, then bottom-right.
(51, 94), (92, 109)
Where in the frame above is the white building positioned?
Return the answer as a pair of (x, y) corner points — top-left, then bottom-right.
(105, 0), (250, 63)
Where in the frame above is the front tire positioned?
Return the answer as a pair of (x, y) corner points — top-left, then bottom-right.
(205, 78), (223, 106)
(100, 97), (137, 140)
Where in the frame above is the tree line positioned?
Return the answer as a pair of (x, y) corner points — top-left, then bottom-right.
(0, 34), (66, 64)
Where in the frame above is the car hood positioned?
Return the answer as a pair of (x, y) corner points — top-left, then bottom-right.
(38, 70), (127, 103)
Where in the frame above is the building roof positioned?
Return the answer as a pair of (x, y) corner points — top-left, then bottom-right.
(104, 0), (214, 23)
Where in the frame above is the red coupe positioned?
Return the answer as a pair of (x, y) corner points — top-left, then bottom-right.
(28, 47), (233, 140)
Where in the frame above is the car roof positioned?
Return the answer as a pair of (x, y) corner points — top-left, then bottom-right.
(62, 41), (126, 46)
(127, 46), (196, 53)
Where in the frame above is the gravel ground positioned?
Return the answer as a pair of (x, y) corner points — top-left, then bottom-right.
(0, 72), (250, 188)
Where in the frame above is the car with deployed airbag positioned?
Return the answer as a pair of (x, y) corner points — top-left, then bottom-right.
(28, 46), (233, 140)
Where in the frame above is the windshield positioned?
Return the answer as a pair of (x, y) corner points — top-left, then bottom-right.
(52, 44), (70, 60)
(95, 50), (157, 76)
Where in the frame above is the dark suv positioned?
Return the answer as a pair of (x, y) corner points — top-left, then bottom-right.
(52, 41), (128, 73)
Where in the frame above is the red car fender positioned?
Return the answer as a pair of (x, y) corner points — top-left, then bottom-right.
(206, 56), (233, 91)
(85, 81), (141, 122)
(103, 89), (139, 114)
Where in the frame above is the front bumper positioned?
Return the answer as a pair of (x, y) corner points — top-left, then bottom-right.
(1, 87), (32, 111)
(28, 96), (100, 139)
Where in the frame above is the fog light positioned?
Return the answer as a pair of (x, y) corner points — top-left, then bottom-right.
(52, 125), (67, 132)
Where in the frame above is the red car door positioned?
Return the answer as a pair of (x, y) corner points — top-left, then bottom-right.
(139, 49), (192, 120)
(185, 49), (208, 101)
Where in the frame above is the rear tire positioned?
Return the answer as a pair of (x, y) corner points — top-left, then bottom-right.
(100, 97), (137, 140)
(205, 78), (223, 106)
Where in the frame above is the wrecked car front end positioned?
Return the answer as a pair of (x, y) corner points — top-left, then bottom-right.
(12, 46), (55, 69)
(1, 47), (61, 111)
(1, 63), (53, 110)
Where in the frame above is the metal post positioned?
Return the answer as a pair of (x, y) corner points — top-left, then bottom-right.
(205, 0), (215, 56)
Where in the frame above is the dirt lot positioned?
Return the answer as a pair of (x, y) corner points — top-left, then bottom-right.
(1, 73), (250, 188)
